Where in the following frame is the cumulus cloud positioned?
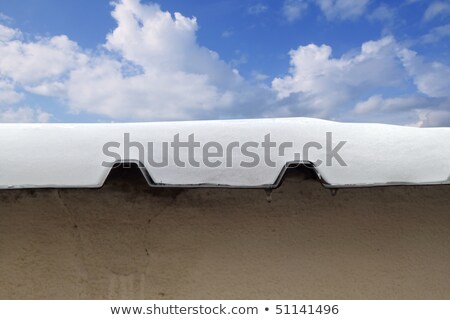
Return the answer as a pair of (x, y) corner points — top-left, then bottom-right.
(0, 76), (50, 123)
(0, 34), (87, 85)
(272, 37), (406, 116)
(0, 24), (20, 41)
(0, 79), (23, 105)
(65, 0), (244, 119)
(0, 107), (51, 123)
(272, 36), (450, 125)
(0, 0), (450, 126)
(399, 48), (450, 98)
(354, 95), (429, 114)
(315, 0), (371, 20)
(65, 56), (236, 119)
(282, 0), (308, 22)
(0, 0), (246, 121)
(413, 109), (450, 127)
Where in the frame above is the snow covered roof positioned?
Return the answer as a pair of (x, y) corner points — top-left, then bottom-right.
(1, 117), (449, 189)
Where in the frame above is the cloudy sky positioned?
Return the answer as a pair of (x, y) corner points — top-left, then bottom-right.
(0, 0), (449, 126)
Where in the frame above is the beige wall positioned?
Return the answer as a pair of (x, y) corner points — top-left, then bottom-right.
(0, 169), (449, 299)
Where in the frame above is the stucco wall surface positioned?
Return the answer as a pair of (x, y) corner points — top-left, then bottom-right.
(0, 169), (449, 299)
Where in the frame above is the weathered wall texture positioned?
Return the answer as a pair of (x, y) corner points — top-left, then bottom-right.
(0, 169), (449, 299)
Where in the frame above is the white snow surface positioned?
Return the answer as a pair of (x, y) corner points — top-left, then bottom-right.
(0, 118), (449, 189)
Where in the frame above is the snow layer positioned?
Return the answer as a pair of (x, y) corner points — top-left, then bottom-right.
(0, 118), (449, 189)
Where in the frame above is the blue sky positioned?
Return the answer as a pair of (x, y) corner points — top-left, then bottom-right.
(0, 0), (449, 126)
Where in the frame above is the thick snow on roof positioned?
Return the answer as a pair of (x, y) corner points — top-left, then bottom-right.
(0, 118), (449, 189)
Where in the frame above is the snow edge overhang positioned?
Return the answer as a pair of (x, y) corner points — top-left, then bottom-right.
(1, 117), (449, 189)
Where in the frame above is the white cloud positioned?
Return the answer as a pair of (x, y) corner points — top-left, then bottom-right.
(281, 0), (370, 22)
(399, 48), (450, 98)
(221, 30), (233, 38)
(71, 0), (242, 119)
(0, 13), (12, 23)
(248, 4), (268, 15)
(64, 57), (235, 119)
(315, 0), (371, 20)
(251, 71), (269, 81)
(0, 107), (51, 123)
(0, 34), (87, 85)
(422, 24), (450, 43)
(0, 79), (23, 105)
(354, 95), (428, 114)
(282, 0), (308, 22)
(424, 1), (450, 21)
(413, 109), (450, 127)
(0, 73), (53, 124)
(0, 24), (20, 41)
(272, 37), (406, 116)
(0, 0), (449, 127)
(272, 35), (450, 125)
(0, 21), (67, 122)
(0, 0), (244, 120)
(368, 4), (395, 24)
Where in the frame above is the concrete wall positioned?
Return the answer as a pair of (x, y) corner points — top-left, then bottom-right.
(0, 168), (449, 299)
